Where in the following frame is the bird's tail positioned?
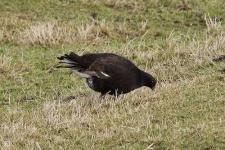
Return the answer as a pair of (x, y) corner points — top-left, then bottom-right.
(56, 52), (83, 69)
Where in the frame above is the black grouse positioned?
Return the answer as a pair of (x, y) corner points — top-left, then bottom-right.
(57, 52), (156, 97)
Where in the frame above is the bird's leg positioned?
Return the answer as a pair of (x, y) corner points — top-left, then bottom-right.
(114, 89), (121, 99)
(99, 93), (106, 102)
(115, 89), (119, 99)
(99, 91), (111, 102)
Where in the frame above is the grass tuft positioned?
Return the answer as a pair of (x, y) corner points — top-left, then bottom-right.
(0, 55), (12, 74)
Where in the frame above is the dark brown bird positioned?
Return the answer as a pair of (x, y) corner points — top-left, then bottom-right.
(57, 52), (156, 98)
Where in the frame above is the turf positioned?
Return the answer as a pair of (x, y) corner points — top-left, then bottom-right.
(0, 0), (225, 149)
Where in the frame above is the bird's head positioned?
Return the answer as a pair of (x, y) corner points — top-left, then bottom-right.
(141, 71), (157, 90)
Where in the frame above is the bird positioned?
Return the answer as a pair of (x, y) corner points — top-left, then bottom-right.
(57, 52), (156, 98)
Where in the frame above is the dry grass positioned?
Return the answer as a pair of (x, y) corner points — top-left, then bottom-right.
(0, 20), (113, 46)
(20, 22), (62, 46)
(151, 16), (225, 83)
(205, 14), (222, 32)
(0, 55), (12, 74)
(18, 21), (101, 46)
(0, 0), (225, 149)
(105, 0), (144, 11)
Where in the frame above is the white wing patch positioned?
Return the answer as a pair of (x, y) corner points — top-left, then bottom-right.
(100, 71), (110, 78)
(71, 69), (91, 78)
(71, 69), (110, 79)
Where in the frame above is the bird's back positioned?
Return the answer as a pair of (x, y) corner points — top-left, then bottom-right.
(80, 53), (118, 68)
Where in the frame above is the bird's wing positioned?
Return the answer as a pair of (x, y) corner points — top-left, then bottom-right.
(79, 56), (134, 79)
(57, 52), (120, 78)
(79, 57), (111, 79)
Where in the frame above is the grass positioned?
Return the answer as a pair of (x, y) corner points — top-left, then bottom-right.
(0, 0), (225, 149)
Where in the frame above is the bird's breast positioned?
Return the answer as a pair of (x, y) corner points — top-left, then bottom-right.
(86, 78), (95, 89)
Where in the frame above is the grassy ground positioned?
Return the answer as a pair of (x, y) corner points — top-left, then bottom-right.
(1, 0), (225, 149)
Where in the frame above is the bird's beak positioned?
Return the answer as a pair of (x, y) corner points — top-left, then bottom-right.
(151, 86), (156, 90)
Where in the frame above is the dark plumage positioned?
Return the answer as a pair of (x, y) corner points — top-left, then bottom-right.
(57, 52), (156, 97)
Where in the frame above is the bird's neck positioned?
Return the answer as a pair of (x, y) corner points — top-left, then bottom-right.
(140, 71), (146, 86)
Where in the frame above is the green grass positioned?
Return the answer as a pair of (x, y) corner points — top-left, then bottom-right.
(1, 0), (225, 149)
